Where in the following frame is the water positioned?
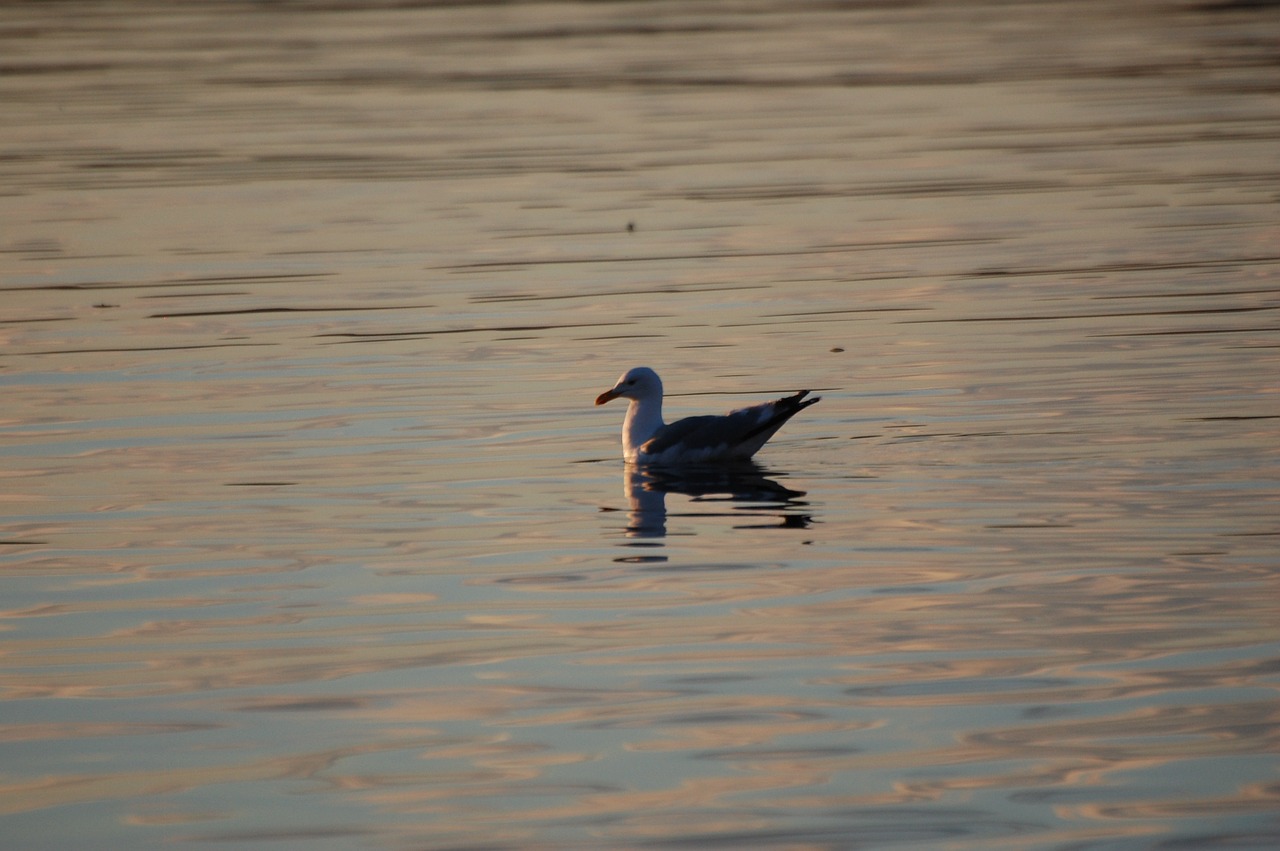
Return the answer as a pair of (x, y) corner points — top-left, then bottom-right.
(3, 1), (1279, 848)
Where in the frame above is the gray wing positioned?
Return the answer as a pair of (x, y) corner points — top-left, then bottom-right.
(642, 414), (738, 457)
(641, 390), (819, 460)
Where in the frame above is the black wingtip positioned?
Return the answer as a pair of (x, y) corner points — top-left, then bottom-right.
(737, 390), (821, 444)
(785, 390), (821, 411)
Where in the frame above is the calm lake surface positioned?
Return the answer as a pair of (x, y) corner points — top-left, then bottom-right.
(3, 1), (1278, 848)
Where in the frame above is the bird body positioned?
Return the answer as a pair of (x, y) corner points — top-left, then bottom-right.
(595, 367), (819, 464)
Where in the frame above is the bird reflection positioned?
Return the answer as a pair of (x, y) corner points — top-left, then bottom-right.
(615, 463), (813, 541)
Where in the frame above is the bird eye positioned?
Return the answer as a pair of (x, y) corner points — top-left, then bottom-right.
(626, 379), (636, 385)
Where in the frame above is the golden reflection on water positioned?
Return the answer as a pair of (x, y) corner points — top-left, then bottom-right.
(3, 0), (1280, 848)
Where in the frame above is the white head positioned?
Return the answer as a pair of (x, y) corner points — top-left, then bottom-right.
(595, 366), (663, 406)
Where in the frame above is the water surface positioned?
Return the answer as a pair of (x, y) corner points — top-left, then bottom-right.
(3, 1), (1279, 848)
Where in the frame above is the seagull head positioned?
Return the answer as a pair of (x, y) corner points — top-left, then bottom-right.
(595, 366), (663, 405)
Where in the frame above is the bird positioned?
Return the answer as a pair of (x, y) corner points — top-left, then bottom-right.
(594, 366), (820, 465)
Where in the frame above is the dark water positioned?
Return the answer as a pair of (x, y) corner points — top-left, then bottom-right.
(3, 1), (1279, 848)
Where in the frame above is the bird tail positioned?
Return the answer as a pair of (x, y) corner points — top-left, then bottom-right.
(741, 390), (820, 442)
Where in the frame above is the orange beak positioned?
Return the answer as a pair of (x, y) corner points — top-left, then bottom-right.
(595, 389), (620, 405)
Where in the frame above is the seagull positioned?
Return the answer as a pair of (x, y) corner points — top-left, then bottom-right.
(594, 366), (820, 465)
